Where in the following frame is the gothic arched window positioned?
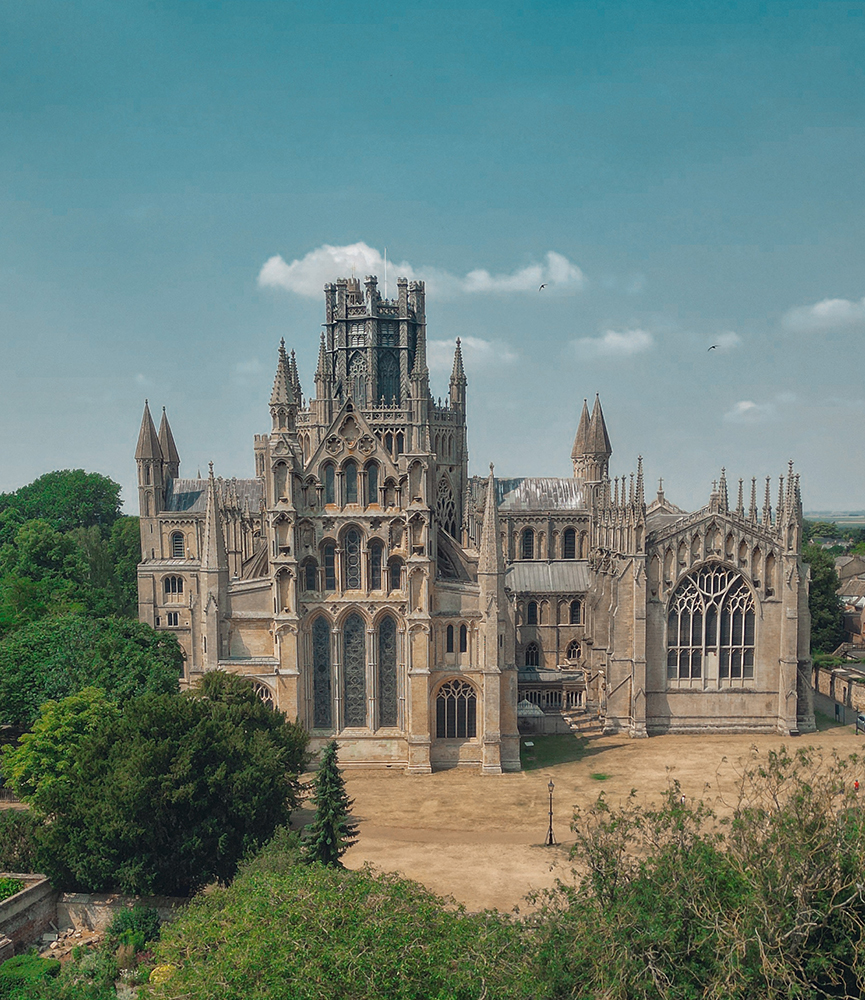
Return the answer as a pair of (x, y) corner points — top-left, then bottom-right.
(527, 601), (538, 625)
(324, 465), (335, 505)
(446, 624), (454, 653)
(667, 564), (756, 683)
(303, 560), (317, 591)
(378, 351), (400, 404)
(171, 532), (185, 558)
(436, 680), (477, 739)
(343, 613), (366, 727)
(323, 543), (336, 591)
(344, 462), (358, 505)
(459, 623), (468, 653)
(436, 476), (458, 538)
(569, 599), (582, 625)
(522, 528), (534, 560)
(345, 529), (361, 589)
(378, 615), (398, 728)
(366, 462), (379, 506)
(566, 639), (581, 660)
(163, 575), (183, 595)
(563, 528), (576, 560)
(389, 559), (402, 592)
(369, 540), (383, 590)
(525, 642), (540, 667)
(312, 616), (332, 729)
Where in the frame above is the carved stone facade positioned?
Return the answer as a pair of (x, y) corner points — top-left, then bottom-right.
(136, 276), (814, 772)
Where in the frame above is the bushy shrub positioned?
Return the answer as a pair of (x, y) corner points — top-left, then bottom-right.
(0, 810), (39, 872)
(105, 905), (161, 953)
(0, 953), (60, 994)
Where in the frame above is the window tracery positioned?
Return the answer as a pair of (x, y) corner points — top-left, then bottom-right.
(525, 642), (540, 667)
(436, 476), (458, 538)
(343, 613), (366, 727)
(435, 679), (477, 739)
(378, 616), (398, 727)
(667, 564), (756, 683)
(312, 616), (332, 729)
(345, 529), (361, 589)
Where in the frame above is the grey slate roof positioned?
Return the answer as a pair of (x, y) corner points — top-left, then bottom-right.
(498, 478), (587, 512)
(505, 561), (590, 593)
(164, 478), (264, 514)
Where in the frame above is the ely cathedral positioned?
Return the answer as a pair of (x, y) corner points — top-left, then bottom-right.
(135, 275), (815, 772)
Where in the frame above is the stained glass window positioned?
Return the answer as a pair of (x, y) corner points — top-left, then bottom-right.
(343, 613), (366, 727)
(378, 616), (397, 727)
(312, 616), (332, 729)
(435, 680), (477, 739)
(345, 530), (361, 589)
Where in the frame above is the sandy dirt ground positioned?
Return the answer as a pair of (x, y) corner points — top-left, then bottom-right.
(322, 721), (865, 913)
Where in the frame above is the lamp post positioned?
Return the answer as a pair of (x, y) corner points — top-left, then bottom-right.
(545, 779), (556, 846)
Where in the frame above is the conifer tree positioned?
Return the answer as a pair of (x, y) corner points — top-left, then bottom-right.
(302, 740), (358, 866)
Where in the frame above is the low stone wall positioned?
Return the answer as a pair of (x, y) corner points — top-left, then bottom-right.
(57, 893), (187, 932)
(0, 875), (59, 960)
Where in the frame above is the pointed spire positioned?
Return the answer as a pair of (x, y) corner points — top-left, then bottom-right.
(736, 478), (744, 517)
(718, 467), (728, 512)
(571, 399), (590, 461)
(786, 460), (795, 514)
(629, 472), (635, 506)
(763, 476), (773, 525)
(613, 476), (620, 507)
(135, 400), (163, 461)
(288, 349), (302, 402)
(636, 456), (645, 508)
(777, 475), (785, 523)
(478, 464), (503, 576)
(449, 338), (466, 385)
(202, 462), (227, 571)
(158, 407), (180, 473)
(411, 331), (428, 378)
(270, 338), (296, 407)
(749, 477), (758, 523)
(315, 332), (328, 378)
(587, 394), (612, 457)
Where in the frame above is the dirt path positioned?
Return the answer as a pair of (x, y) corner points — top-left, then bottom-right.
(339, 723), (865, 913)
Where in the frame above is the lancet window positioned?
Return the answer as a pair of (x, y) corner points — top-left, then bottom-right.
(343, 613), (366, 727)
(563, 528), (576, 560)
(667, 564), (756, 683)
(569, 600), (582, 625)
(522, 528), (535, 560)
(171, 532), (185, 558)
(345, 529), (362, 589)
(312, 616), (332, 729)
(345, 462), (358, 504)
(378, 615), (398, 727)
(369, 541), (383, 590)
(366, 462), (379, 505)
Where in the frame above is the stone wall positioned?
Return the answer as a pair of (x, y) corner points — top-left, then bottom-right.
(0, 875), (59, 960)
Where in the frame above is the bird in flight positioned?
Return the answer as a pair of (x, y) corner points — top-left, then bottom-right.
(708, 345), (717, 351)
(538, 283), (547, 291)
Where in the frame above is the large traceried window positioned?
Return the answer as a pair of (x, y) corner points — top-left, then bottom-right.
(378, 616), (398, 728)
(436, 680), (477, 739)
(343, 613), (366, 727)
(667, 564), (756, 683)
(312, 616), (332, 729)
(525, 642), (540, 667)
(378, 351), (400, 404)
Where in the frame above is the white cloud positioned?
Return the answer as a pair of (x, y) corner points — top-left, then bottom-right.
(574, 328), (654, 357)
(782, 296), (865, 333)
(427, 336), (517, 372)
(258, 243), (586, 299)
(713, 331), (741, 351)
(723, 392), (795, 424)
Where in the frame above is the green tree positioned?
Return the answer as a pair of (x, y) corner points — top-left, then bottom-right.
(2, 688), (119, 808)
(802, 543), (846, 654)
(0, 471), (121, 532)
(31, 679), (308, 895)
(302, 740), (358, 867)
(0, 615), (182, 728)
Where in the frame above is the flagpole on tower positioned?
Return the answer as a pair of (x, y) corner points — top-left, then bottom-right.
(384, 247), (388, 298)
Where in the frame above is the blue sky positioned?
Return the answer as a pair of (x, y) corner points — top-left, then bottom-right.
(1, 0), (863, 513)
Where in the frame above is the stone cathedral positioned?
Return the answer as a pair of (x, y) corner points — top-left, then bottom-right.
(135, 275), (815, 773)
